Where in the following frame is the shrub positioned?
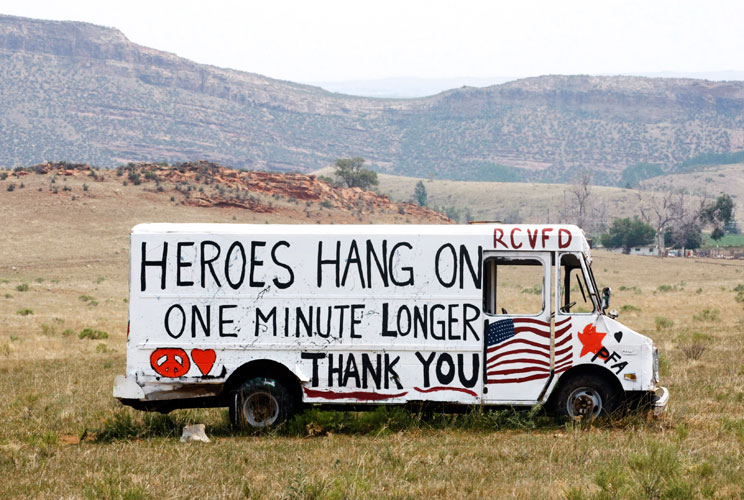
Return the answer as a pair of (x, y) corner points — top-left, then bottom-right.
(628, 442), (690, 499)
(127, 172), (141, 185)
(79, 328), (108, 340)
(693, 309), (720, 322)
(620, 304), (640, 312)
(16, 283), (29, 292)
(681, 343), (706, 360)
(444, 205), (462, 222)
(655, 316), (674, 330)
(677, 331), (712, 360)
(16, 308), (34, 316)
(521, 285), (542, 295)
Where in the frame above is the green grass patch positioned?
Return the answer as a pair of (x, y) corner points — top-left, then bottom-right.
(702, 233), (744, 247)
(693, 308), (720, 322)
(78, 328), (109, 340)
(655, 316), (674, 330)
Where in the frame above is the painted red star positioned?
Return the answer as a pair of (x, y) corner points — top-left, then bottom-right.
(578, 323), (606, 357)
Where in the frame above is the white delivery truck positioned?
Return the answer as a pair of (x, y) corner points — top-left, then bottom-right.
(114, 223), (668, 426)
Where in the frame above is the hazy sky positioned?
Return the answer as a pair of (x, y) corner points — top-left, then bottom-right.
(2, 0), (743, 83)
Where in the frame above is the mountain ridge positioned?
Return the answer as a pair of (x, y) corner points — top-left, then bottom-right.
(2, 14), (744, 182)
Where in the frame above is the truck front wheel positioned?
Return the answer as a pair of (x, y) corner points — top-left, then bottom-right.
(553, 374), (619, 420)
(229, 377), (295, 428)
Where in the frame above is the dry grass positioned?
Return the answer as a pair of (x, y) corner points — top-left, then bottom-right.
(314, 167), (658, 226)
(2, 172), (744, 499)
(317, 164), (744, 228)
(641, 162), (744, 215)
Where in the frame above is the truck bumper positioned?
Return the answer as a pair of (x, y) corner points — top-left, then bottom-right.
(113, 375), (145, 400)
(652, 386), (670, 417)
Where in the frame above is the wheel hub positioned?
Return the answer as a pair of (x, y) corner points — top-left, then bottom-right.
(243, 391), (279, 427)
(573, 394), (595, 415)
(567, 387), (602, 419)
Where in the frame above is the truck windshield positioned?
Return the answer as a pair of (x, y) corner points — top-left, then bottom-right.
(559, 253), (598, 313)
(583, 256), (601, 311)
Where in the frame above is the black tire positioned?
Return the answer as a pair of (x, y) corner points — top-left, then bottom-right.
(229, 377), (296, 428)
(552, 374), (619, 420)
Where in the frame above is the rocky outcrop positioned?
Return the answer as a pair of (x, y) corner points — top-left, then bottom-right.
(15, 161), (452, 223)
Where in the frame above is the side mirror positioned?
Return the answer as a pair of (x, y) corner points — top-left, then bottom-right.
(601, 287), (611, 313)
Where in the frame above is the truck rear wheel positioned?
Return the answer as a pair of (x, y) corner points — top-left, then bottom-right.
(553, 374), (619, 420)
(229, 377), (295, 428)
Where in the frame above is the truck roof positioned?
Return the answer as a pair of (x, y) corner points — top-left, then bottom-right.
(132, 223), (591, 256)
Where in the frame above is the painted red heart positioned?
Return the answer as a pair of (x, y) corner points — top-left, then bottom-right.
(191, 349), (216, 376)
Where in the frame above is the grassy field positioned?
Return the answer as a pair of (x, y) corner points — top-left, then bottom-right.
(313, 167), (645, 226)
(2, 171), (744, 499)
(317, 163), (744, 231)
(703, 234), (744, 248)
(641, 162), (744, 212)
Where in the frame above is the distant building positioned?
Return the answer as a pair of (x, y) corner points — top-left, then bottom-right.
(630, 246), (660, 256)
(607, 245), (660, 256)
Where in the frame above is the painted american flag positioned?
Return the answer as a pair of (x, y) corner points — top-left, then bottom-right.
(486, 317), (573, 384)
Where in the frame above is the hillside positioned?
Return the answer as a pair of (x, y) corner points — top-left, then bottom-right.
(641, 162), (744, 206)
(2, 15), (744, 182)
(0, 162), (449, 257)
(315, 167), (692, 228)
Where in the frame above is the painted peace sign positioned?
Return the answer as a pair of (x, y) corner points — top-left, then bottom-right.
(150, 348), (191, 378)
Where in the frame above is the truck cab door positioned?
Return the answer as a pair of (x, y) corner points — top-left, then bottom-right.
(481, 251), (553, 403)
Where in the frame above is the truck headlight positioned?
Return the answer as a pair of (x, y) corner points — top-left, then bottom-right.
(653, 347), (660, 383)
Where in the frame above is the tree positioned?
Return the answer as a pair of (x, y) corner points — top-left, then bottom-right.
(701, 194), (735, 241)
(565, 169), (593, 229)
(664, 221), (703, 250)
(600, 217), (656, 253)
(637, 189), (696, 257)
(334, 157), (378, 190)
(570, 170), (592, 225)
(414, 180), (427, 207)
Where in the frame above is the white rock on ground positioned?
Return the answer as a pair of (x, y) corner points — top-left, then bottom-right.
(180, 424), (210, 443)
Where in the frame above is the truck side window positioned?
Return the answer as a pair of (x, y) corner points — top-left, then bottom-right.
(483, 257), (544, 316)
(559, 253), (596, 313)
